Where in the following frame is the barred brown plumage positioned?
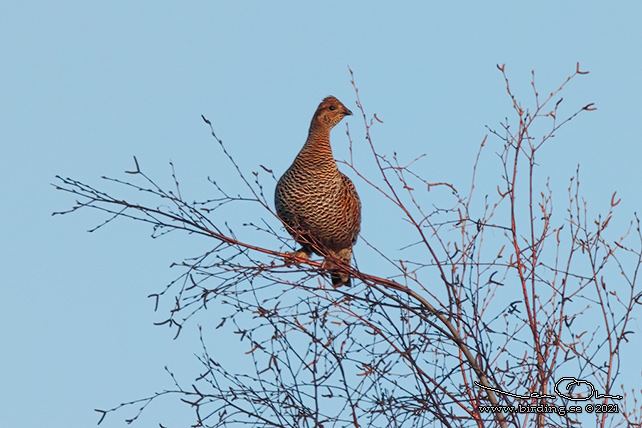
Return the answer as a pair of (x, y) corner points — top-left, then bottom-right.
(275, 96), (361, 286)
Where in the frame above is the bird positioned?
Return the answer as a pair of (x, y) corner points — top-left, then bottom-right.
(275, 96), (361, 286)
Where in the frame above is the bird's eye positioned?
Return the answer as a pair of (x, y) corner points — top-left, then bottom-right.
(329, 106), (336, 111)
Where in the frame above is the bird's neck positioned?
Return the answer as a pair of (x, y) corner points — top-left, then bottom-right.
(297, 126), (338, 171)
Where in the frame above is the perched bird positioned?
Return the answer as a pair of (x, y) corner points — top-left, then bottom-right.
(275, 96), (361, 286)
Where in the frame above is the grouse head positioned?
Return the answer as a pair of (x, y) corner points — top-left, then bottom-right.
(310, 96), (353, 131)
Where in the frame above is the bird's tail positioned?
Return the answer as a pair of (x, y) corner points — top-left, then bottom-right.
(326, 249), (352, 287)
(331, 272), (350, 287)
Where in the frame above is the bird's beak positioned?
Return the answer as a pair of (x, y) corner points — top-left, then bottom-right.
(344, 109), (353, 116)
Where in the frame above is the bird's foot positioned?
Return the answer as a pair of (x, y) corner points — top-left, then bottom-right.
(283, 250), (310, 266)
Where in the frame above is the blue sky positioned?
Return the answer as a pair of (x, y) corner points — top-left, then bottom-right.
(2, 2), (641, 427)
